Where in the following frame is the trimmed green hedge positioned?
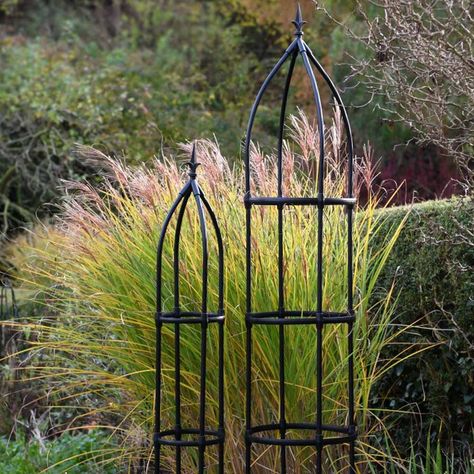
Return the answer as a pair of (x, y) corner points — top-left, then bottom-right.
(374, 198), (473, 456)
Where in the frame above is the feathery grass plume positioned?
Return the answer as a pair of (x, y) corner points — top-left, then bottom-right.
(5, 112), (434, 472)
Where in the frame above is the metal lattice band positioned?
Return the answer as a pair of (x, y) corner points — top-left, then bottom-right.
(154, 145), (225, 473)
(244, 5), (356, 473)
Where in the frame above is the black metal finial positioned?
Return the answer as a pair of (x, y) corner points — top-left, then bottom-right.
(186, 142), (200, 178)
(292, 3), (306, 36)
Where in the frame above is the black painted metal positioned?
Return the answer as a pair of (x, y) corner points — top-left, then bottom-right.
(244, 5), (356, 473)
(154, 144), (225, 473)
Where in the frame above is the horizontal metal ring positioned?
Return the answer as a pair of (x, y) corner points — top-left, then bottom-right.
(156, 311), (224, 324)
(245, 196), (356, 207)
(246, 310), (354, 326)
(247, 422), (356, 447)
(154, 428), (224, 447)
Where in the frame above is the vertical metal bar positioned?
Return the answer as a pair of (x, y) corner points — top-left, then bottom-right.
(347, 133), (356, 474)
(201, 194), (225, 473)
(298, 37), (326, 474)
(155, 186), (189, 474)
(348, 319), (355, 473)
(278, 204), (286, 473)
(173, 193), (190, 472)
(218, 318), (225, 474)
(155, 317), (162, 474)
(245, 205), (252, 474)
(305, 41), (357, 473)
(174, 310), (181, 472)
(277, 49), (297, 473)
(192, 180), (209, 474)
(199, 313), (208, 474)
(244, 42), (295, 474)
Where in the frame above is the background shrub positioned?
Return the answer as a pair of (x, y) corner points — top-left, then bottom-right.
(0, 431), (116, 473)
(0, 0), (272, 236)
(374, 198), (474, 460)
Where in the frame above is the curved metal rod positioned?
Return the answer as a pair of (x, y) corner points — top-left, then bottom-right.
(173, 193), (191, 311)
(243, 39), (296, 474)
(171, 190), (191, 471)
(296, 35), (327, 474)
(200, 191), (225, 473)
(200, 193), (224, 312)
(191, 180), (209, 315)
(154, 180), (190, 474)
(275, 46), (298, 474)
(304, 39), (356, 472)
(296, 37), (325, 195)
(304, 42), (354, 197)
(191, 179), (209, 474)
(156, 182), (192, 312)
(244, 40), (354, 198)
(244, 39), (298, 193)
(278, 48), (298, 196)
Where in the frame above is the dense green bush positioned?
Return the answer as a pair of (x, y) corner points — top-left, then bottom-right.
(0, 430), (116, 473)
(374, 198), (473, 459)
(0, 39), (113, 234)
(0, 0), (276, 236)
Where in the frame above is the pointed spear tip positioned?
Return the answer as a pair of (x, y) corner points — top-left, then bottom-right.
(187, 141), (200, 178)
(292, 2), (306, 35)
(296, 3), (302, 22)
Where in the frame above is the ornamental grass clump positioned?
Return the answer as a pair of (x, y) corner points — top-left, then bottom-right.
(8, 112), (429, 472)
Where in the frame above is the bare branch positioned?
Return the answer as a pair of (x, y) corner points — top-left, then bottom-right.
(324, 0), (474, 187)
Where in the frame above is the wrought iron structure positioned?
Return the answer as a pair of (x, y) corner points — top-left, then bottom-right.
(244, 5), (357, 473)
(154, 144), (225, 473)
(0, 277), (18, 356)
